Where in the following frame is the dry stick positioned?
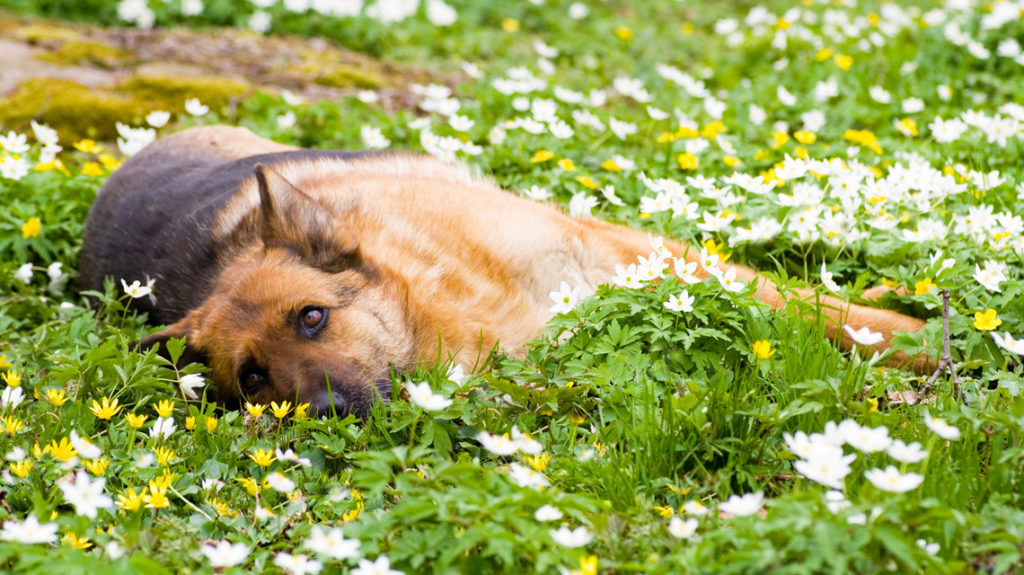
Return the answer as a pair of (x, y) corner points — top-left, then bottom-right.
(916, 290), (967, 405)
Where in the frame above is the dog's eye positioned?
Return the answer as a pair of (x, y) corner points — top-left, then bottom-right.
(240, 365), (269, 394)
(297, 305), (328, 338)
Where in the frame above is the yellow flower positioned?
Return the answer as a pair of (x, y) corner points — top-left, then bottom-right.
(294, 403), (310, 420)
(615, 26), (633, 40)
(117, 487), (143, 511)
(98, 154), (121, 171)
(568, 412), (585, 424)
(90, 397), (123, 420)
(1, 370), (21, 387)
(793, 130), (817, 145)
(677, 152), (698, 170)
(557, 158), (576, 172)
(816, 48), (833, 61)
(21, 218), (41, 239)
(722, 155), (741, 168)
(154, 399), (174, 418)
(249, 449), (276, 467)
(914, 278), (936, 296)
(601, 159), (621, 172)
(895, 118), (918, 137)
(245, 402), (266, 417)
(10, 460), (33, 478)
(34, 159), (70, 176)
(2, 416), (24, 435)
(580, 555), (598, 575)
(834, 53), (853, 71)
(154, 445), (176, 466)
(185, 416), (196, 430)
(84, 458), (109, 476)
(342, 502), (364, 522)
(207, 497), (238, 518)
(530, 150), (554, 163)
(125, 413), (148, 428)
(502, 18), (519, 33)
(524, 453), (550, 472)
(576, 176), (598, 189)
(754, 149), (770, 162)
(270, 401), (292, 419)
(43, 388), (68, 406)
(81, 162), (104, 177)
(752, 340), (776, 360)
(151, 471), (175, 491)
(63, 532), (93, 550)
(656, 131), (677, 143)
(974, 309), (1002, 331)
(700, 121), (726, 139)
(205, 416), (219, 432)
(73, 139), (102, 154)
(881, 278), (899, 290)
(0, 355), (10, 369)
(701, 238), (731, 261)
(653, 505), (674, 518)
(144, 486), (170, 509)
(46, 437), (77, 462)
(794, 146), (809, 159)
(680, 22), (694, 35)
(236, 477), (261, 496)
(770, 131), (790, 149)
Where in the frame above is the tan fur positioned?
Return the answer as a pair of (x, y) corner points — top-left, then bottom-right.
(144, 126), (929, 412)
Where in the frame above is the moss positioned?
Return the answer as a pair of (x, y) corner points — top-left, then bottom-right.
(119, 74), (251, 113)
(0, 78), (153, 142)
(313, 63), (387, 89)
(35, 40), (137, 69)
(13, 23), (81, 43)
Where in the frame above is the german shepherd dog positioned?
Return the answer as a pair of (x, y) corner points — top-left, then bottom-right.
(79, 126), (926, 417)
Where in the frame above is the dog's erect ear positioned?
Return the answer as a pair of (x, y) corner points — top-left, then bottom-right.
(254, 164), (358, 272)
(136, 318), (207, 368)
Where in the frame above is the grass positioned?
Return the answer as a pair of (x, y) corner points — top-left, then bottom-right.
(1, 0), (1023, 573)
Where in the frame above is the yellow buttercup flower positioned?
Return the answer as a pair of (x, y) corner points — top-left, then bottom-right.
(154, 399), (174, 418)
(2, 370), (21, 387)
(653, 505), (674, 518)
(151, 471), (175, 491)
(205, 416), (219, 432)
(34, 159), (70, 176)
(125, 413), (148, 428)
(524, 453), (550, 472)
(575, 176), (598, 189)
(793, 130), (817, 145)
(154, 445), (176, 467)
(81, 162), (104, 177)
(502, 18), (519, 33)
(752, 340), (776, 360)
(601, 159), (621, 172)
(84, 458), (110, 476)
(117, 488), (143, 511)
(236, 477), (261, 496)
(10, 460), (33, 478)
(557, 158), (576, 172)
(294, 403), (310, 420)
(43, 388), (68, 406)
(270, 401), (292, 419)
(615, 26), (633, 40)
(144, 486), (170, 509)
(771, 131), (790, 149)
(21, 218), (42, 239)
(722, 155), (741, 168)
(2, 416), (24, 435)
(701, 121), (726, 139)
(834, 53), (853, 71)
(974, 309), (1002, 331)
(677, 152), (698, 170)
(245, 402), (266, 417)
(207, 497), (238, 518)
(90, 397), (123, 420)
(249, 449), (276, 467)
(580, 555), (598, 575)
(0, 355), (10, 369)
(342, 502), (364, 522)
(185, 416), (196, 430)
(914, 278), (936, 296)
(73, 139), (102, 154)
(63, 532), (93, 550)
(47, 437), (77, 462)
(530, 150), (554, 163)
(98, 154), (121, 171)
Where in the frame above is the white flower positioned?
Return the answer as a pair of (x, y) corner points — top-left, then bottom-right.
(0, 131), (29, 154)
(824, 490), (850, 514)
(403, 381), (452, 411)
(57, 469), (113, 518)
(150, 416), (177, 439)
(674, 259), (701, 284)
(360, 125), (391, 149)
(277, 111), (297, 129)
(476, 430), (518, 456)
(843, 325), (884, 346)
(548, 281), (582, 314)
(446, 364), (467, 384)
(69, 430), (102, 460)
(266, 471), (296, 493)
(682, 500), (709, 516)
(992, 332), (1024, 355)
(887, 439), (928, 464)
(869, 86), (891, 104)
(507, 462), (549, 489)
(611, 264), (643, 289)
(522, 185), (550, 201)
(425, 0), (457, 26)
(305, 525), (361, 560)
(973, 260), (1008, 292)
(105, 540), (125, 559)
(510, 427), (543, 455)
(273, 552), (323, 575)
(179, 373), (205, 400)
(917, 538), (940, 556)
(184, 98), (209, 117)
(839, 420), (891, 453)
(146, 111), (171, 128)
(793, 450), (856, 489)
(0, 515), (58, 544)
(121, 278), (155, 298)
(0, 155), (30, 180)
(276, 447), (312, 467)
(664, 291), (695, 313)
(14, 263), (33, 284)
(608, 117), (638, 140)
(717, 268), (745, 293)
(923, 412), (960, 440)
(1, 386), (24, 409)
(201, 540), (250, 568)
(864, 466), (924, 493)
(719, 491), (763, 517)
(351, 556), (404, 575)
(820, 263), (841, 293)
(568, 192), (598, 218)
(668, 516), (698, 539)
(534, 505), (563, 521)
(550, 525), (593, 548)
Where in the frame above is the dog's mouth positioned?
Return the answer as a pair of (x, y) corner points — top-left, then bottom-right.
(306, 376), (392, 419)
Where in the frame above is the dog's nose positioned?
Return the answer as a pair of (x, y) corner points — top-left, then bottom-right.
(309, 390), (350, 418)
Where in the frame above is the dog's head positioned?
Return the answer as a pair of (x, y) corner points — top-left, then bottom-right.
(140, 165), (416, 418)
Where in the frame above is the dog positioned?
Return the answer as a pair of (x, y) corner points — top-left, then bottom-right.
(79, 126), (927, 417)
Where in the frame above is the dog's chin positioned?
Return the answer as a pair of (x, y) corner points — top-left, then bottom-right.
(307, 377), (393, 420)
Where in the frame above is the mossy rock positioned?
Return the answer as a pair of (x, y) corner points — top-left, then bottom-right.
(0, 78), (153, 142)
(313, 63), (387, 89)
(120, 74), (251, 113)
(35, 40), (137, 69)
(13, 23), (81, 43)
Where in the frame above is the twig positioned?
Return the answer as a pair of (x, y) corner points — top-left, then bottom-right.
(916, 290), (966, 405)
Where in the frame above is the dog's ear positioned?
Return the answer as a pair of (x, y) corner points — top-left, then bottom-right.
(254, 164), (358, 272)
(136, 318), (207, 368)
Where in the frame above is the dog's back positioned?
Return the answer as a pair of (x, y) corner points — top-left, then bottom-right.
(79, 127), (377, 322)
